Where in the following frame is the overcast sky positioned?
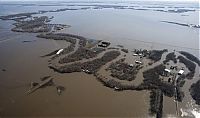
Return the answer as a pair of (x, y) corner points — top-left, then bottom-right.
(0, 0), (199, 2)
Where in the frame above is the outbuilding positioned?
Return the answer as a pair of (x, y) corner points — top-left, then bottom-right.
(56, 49), (64, 55)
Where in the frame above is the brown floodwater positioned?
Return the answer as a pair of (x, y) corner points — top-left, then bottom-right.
(0, 21), (150, 117)
(0, 1), (199, 117)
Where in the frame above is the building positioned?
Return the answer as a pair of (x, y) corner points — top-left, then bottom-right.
(135, 60), (142, 64)
(164, 69), (171, 76)
(56, 49), (64, 55)
(129, 64), (134, 67)
(138, 53), (143, 56)
(98, 41), (111, 47)
(178, 70), (184, 75)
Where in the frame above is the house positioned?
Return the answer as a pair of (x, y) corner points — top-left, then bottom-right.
(135, 60), (142, 64)
(138, 53), (143, 56)
(164, 69), (171, 73)
(178, 70), (184, 75)
(164, 69), (171, 76)
(98, 41), (111, 47)
(129, 64), (134, 67)
(114, 86), (120, 91)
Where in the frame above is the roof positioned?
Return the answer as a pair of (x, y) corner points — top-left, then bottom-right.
(129, 64), (134, 67)
(178, 70), (184, 75)
(164, 69), (171, 73)
(56, 49), (64, 55)
(135, 60), (142, 64)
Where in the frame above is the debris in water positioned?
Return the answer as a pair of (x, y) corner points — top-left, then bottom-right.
(26, 77), (53, 95)
(56, 86), (65, 95)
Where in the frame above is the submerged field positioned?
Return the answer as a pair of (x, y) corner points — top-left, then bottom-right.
(0, 1), (199, 118)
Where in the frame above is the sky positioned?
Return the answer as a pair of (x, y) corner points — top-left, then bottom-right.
(0, 0), (199, 2)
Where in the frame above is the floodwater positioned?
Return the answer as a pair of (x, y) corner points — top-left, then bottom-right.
(0, 1), (199, 117)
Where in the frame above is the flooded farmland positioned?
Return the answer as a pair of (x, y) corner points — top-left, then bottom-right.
(0, 1), (199, 118)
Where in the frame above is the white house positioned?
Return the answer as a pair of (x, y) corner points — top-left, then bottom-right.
(164, 69), (171, 73)
(178, 70), (184, 75)
(164, 69), (171, 76)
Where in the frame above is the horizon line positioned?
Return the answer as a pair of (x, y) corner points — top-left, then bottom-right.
(0, 0), (199, 2)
